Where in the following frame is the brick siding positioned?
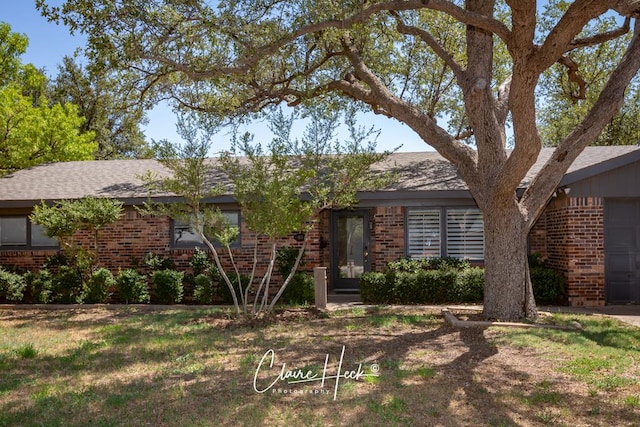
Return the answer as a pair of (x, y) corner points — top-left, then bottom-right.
(1, 201), (608, 307)
(530, 195), (605, 306)
(371, 206), (405, 271)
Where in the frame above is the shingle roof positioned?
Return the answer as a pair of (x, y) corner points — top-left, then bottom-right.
(0, 146), (638, 206)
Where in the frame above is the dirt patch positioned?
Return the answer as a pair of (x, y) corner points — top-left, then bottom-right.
(187, 307), (326, 329)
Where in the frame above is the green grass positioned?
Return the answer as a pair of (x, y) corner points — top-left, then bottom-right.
(15, 343), (38, 359)
(0, 307), (639, 426)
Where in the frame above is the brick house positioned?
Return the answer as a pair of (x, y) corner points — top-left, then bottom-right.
(0, 146), (639, 307)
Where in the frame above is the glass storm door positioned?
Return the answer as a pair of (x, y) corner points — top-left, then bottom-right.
(331, 210), (370, 291)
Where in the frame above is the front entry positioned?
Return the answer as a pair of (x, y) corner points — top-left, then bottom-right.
(605, 199), (640, 303)
(331, 210), (371, 291)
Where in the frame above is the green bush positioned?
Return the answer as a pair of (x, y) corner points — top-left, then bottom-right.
(0, 268), (26, 302)
(418, 270), (457, 303)
(51, 265), (85, 304)
(193, 273), (214, 304)
(116, 269), (149, 304)
(23, 270), (54, 303)
(217, 274), (250, 305)
(385, 258), (430, 274)
(152, 269), (184, 304)
(453, 268), (485, 303)
(360, 271), (393, 304)
(281, 272), (314, 305)
(385, 257), (471, 273)
(276, 246), (304, 277)
(83, 268), (114, 303)
(190, 248), (214, 276)
(142, 252), (174, 272)
(361, 264), (483, 305)
(530, 266), (566, 305)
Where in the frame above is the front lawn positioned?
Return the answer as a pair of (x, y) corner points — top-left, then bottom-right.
(0, 306), (638, 426)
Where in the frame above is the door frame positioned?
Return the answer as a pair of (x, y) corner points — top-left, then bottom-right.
(330, 209), (371, 292)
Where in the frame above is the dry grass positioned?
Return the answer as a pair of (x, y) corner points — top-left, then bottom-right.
(0, 306), (638, 426)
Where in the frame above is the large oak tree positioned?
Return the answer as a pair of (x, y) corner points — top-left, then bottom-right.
(40, 0), (640, 320)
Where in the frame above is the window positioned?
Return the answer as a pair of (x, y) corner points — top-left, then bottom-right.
(0, 217), (57, 248)
(406, 209), (441, 259)
(406, 207), (484, 260)
(31, 223), (58, 247)
(446, 208), (484, 260)
(172, 211), (240, 247)
(0, 217), (27, 246)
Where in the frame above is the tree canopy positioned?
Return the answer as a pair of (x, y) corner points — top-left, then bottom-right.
(0, 22), (96, 175)
(49, 56), (153, 159)
(40, 1), (640, 320)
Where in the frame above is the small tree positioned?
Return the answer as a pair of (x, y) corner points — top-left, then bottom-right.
(30, 196), (124, 270)
(141, 109), (393, 316)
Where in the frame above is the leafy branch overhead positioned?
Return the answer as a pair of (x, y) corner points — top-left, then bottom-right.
(42, 0), (640, 321)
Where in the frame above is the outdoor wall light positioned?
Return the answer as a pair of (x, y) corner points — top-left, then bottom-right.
(293, 232), (306, 242)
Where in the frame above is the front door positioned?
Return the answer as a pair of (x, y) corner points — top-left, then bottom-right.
(605, 199), (640, 303)
(331, 210), (371, 291)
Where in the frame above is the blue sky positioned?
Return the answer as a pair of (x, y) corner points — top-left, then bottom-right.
(2, 2), (432, 152)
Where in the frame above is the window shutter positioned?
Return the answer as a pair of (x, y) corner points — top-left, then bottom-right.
(406, 209), (441, 259)
(446, 209), (484, 260)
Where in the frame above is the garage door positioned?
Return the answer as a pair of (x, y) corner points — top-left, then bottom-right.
(605, 199), (640, 303)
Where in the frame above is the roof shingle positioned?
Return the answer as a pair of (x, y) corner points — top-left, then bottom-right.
(0, 146), (637, 206)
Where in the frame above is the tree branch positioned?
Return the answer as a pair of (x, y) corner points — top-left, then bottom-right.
(534, 0), (613, 73)
(568, 17), (631, 51)
(391, 11), (466, 82)
(496, 75), (512, 125)
(558, 55), (587, 102)
(335, 34), (479, 187)
(522, 18), (640, 225)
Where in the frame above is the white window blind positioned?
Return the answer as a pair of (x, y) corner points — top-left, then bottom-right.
(446, 209), (484, 260)
(406, 209), (441, 259)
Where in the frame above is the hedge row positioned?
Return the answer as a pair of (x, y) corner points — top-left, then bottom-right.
(0, 247), (315, 306)
(360, 268), (485, 304)
(360, 258), (566, 305)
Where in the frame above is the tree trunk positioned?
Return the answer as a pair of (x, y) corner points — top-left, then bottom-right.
(482, 204), (537, 321)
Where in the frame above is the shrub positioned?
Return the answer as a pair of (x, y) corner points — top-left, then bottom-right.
(83, 268), (114, 303)
(276, 246), (304, 277)
(429, 257), (471, 271)
(116, 269), (149, 304)
(393, 271), (423, 303)
(0, 268), (26, 302)
(385, 258), (430, 274)
(530, 266), (566, 305)
(361, 265), (482, 305)
(217, 274), (250, 305)
(51, 265), (85, 304)
(453, 268), (485, 303)
(193, 273), (214, 304)
(152, 269), (184, 304)
(143, 252), (174, 272)
(23, 270), (54, 304)
(281, 273), (314, 305)
(385, 257), (471, 273)
(415, 270), (457, 303)
(190, 248), (214, 276)
(360, 272), (392, 304)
